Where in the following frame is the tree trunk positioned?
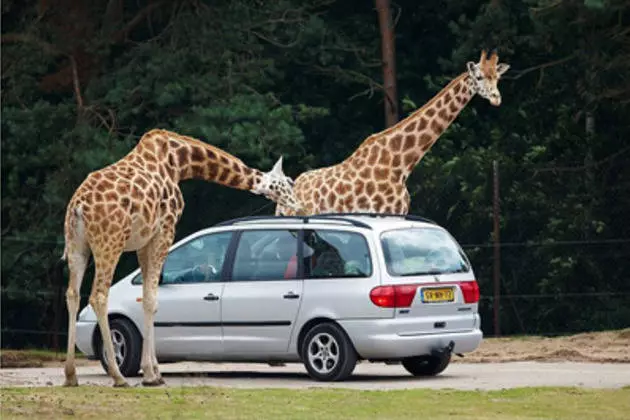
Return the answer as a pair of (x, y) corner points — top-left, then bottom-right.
(375, 0), (399, 127)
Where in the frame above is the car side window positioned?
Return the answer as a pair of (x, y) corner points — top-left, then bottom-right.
(303, 230), (372, 279)
(132, 232), (233, 285)
(231, 230), (299, 281)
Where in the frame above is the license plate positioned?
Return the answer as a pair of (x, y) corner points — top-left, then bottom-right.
(421, 287), (455, 303)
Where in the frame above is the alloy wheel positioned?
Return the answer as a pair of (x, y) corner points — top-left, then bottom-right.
(306, 332), (340, 374)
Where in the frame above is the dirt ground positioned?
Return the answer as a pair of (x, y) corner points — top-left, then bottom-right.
(456, 329), (630, 363)
(2, 329), (629, 369)
(0, 350), (94, 369)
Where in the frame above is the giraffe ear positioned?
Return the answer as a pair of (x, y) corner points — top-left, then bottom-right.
(496, 63), (510, 76)
(271, 156), (284, 175)
(467, 61), (479, 74)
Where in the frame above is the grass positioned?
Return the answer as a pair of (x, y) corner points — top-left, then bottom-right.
(1, 386), (629, 420)
(0, 349), (86, 368)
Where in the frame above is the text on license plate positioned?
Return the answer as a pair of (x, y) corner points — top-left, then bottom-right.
(421, 287), (455, 303)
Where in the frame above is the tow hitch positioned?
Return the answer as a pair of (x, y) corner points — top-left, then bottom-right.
(431, 340), (463, 358)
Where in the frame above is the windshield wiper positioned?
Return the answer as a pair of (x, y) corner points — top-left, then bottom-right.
(400, 268), (467, 276)
(400, 270), (442, 276)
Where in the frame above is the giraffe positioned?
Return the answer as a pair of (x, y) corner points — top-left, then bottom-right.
(276, 50), (510, 216)
(62, 128), (302, 388)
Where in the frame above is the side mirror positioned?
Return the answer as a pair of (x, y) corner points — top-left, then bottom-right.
(158, 272), (164, 285)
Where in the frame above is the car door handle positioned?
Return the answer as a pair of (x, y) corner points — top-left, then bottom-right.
(283, 292), (300, 300)
(203, 293), (220, 301)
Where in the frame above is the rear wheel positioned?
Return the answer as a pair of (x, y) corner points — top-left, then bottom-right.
(402, 353), (451, 377)
(301, 323), (357, 382)
(96, 318), (142, 377)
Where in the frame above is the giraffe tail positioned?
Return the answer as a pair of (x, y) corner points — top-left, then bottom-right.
(61, 205), (84, 261)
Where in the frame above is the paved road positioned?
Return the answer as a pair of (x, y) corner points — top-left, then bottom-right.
(2, 361), (629, 390)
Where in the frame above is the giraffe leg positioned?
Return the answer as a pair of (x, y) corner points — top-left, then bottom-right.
(63, 248), (90, 387)
(90, 251), (129, 387)
(152, 342), (163, 384)
(137, 228), (173, 386)
(137, 245), (160, 386)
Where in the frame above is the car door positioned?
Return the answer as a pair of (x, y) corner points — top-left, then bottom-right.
(221, 229), (303, 355)
(146, 231), (234, 358)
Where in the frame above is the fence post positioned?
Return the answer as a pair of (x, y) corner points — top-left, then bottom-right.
(492, 160), (501, 337)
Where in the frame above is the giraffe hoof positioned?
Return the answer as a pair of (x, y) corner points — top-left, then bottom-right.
(63, 378), (79, 387)
(142, 378), (164, 387)
(113, 381), (130, 388)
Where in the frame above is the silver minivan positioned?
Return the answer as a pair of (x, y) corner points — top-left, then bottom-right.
(75, 214), (482, 381)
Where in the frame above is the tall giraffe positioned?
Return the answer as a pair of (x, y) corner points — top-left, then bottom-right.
(62, 129), (301, 388)
(276, 50), (510, 216)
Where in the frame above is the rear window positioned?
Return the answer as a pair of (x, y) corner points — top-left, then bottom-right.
(380, 228), (470, 276)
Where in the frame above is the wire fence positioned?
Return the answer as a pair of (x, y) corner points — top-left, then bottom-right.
(2, 240), (629, 352)
(2, 158), (629, 350)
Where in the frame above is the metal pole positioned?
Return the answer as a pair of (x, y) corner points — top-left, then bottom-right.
(492, 160), (501, 337)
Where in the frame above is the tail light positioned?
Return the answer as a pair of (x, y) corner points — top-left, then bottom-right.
(369, 286), (395, 308)
(459, 280), (480, 303)
(369, 285), (417, 308)
(370, 280), (480, 307)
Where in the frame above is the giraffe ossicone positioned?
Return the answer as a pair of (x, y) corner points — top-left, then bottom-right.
(62, 129), (301, 388)
(252, 156), (298, 209)
(466, 49), (510, 106)
(276, 49), (510, 217)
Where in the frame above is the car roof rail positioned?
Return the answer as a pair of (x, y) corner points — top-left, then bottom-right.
(214, 215), (372, 229)
(313, 212), (436, 225)
(404, 214), (436, 224)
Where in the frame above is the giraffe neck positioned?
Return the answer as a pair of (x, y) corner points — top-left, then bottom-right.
(136, 130), (262, 190)
(347, 73), (474, 180)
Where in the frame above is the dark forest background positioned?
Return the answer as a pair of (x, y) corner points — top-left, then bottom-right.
(2, 0), (629, 349)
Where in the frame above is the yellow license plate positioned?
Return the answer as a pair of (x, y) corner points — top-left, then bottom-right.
(421, 287), (455, 303)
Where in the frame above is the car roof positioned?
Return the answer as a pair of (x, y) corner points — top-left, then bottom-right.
(211, 213), (439, 233)
(168, 213), (447, 256)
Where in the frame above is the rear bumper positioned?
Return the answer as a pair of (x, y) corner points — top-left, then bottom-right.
(338, 318), (483, 359)
(76, 321), (97, 358)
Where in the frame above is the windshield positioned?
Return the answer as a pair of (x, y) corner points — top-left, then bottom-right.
(380, 228), (470, 276)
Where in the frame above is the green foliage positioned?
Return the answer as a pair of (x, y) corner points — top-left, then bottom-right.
(1, 0), (629, 347)
(404, 0), (630, 334)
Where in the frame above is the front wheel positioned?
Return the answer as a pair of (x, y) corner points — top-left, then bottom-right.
(96, 318), (142, 377)
(301, 323), (357, 382)
(402, 353), (451, 377)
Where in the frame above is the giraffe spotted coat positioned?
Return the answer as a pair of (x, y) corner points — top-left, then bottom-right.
(62, 129), (300, 388)
(277, 50), (510, 216)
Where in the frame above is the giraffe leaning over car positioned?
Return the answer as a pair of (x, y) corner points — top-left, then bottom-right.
(62, 128), (302, 387)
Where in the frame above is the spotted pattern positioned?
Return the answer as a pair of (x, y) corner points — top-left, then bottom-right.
(276, 50), (509, 217)
(62, 129), (300, 388)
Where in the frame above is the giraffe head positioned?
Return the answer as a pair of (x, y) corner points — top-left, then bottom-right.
(466, 49), (510, 107)
(253, 156), (303, 213)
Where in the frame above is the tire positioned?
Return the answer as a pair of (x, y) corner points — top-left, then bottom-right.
(96, 317), (142, 377)
(402, 353), (451, 377)
(301, 322), (358, 382)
